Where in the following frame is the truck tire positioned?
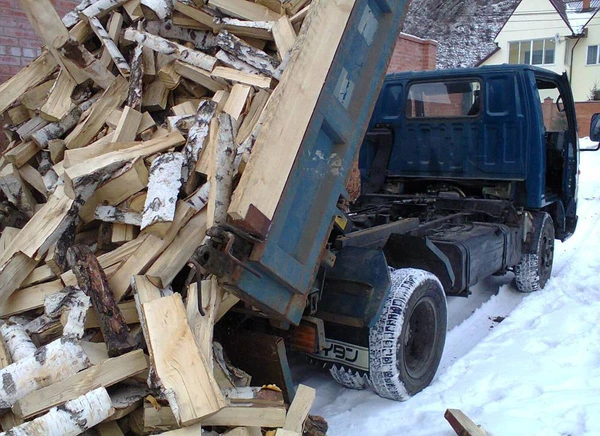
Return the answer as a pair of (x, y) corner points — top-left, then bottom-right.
(369, 268), (447, 401)
(514, 213), (554, 293)
(329, 365), (368, 390)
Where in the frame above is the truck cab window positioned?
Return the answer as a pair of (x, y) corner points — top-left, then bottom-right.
(405, 80), (481, 118)
(537, 79), (567, 132)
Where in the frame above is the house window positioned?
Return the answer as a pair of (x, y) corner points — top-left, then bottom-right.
(587, 45), (599, 64)
(508, 39), (555, 65)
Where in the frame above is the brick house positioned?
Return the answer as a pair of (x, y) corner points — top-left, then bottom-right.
(388, 33), (438, 74)
(0, 0), (78, 84)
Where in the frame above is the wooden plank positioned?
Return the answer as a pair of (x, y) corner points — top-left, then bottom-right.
(106, 109), (155, 133)
(112, 106), (143, 143)
(13, 350), (147, 419)
(283, 384), (315, 433)
(0, 163), (37, 218)
(201, 406), (287, 427)
(4, 142), (39, 168)
(236, 88), (270, 143)
(142, 79), (169, 111)
(63, 131), (185, 199)
(445, 409), (487, 436)
(64, 76), (129, 149)
(272, 15), (297, 60)
(228, 0), (356, 225)
(79, 158), (148, 224)
(131, 275), (162, 305)
(18, 164), (48, 197)
(21, 80), (54, 112)
(0, 280), (64, 318)
(174, 61), (225, 92)
(0, 52), (57, 114)
(108, 202), (197, 301)
(173, 1), (217, 30)
(208, 0), (280, 21)
(146, 209), (207, 288)
(20, 265), (55, 288)
(0, 228), (20, 258)
(16, 0), (70, 49)
(211, 66), (272, 89)
(40, 70), (77, 122)
(223, 84), (253, 121)
(141, 294), (226, 425)
(63, 138), (141, 168)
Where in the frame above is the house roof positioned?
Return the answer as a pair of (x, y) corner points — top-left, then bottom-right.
(564, 0), (600, 34)
(549, 0), (573, 33)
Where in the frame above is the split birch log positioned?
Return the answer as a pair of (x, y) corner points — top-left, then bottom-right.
(67, 245), (136, 357)
(4, 142), (39, 169)
(141, 0), (174, 19)
(31, 98), (97, 148)
(95, 206), (142, 226)
(112, 106), (143, 143)
(13, 350), (147, 420)
(0, 337), (90, 409)
(185, 181), (210, 211)
(208, 0), (280, 21)
(81, 0), (130, 19)
(64, 76), (129, 150)
(145, 20), (216, 50)
(16, 117), (49, 142)
(174, 61), (225, 93)
(0, 164), (37, 218)
(0, 52), (58, 114)
(100, 12), (124, 67)
(216, 17), (274, 41)
(63, 131), (185, 200)
(186, 279), (220, 362)
(183, 100), (217, 182)
(128, 44), (144, 110)
(140, 293), (226, 425)
(283, 384), (316, 433)
(215, 30), (281, 79)
(44, 286), (84, 318)
(38, 152), (61, 195)
(88, 16), (131, 78)
(39, 70), (77, 122)
(124, 28), (217, 72)
(0, 323), (36, 362)
(141, 152), (185, 237)
(61, 289), (92, 339)
(62, 0), (95, 28)
(212, 113), (236, 226)
(215, 50), (261, 75)
(272, 15), (297, 60)
(1, 387), (114, 436)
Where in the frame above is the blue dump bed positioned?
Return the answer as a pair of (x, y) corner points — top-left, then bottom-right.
(223, 0), (410, 324)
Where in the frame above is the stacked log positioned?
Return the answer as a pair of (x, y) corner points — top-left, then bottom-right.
(0, 0), (327, 434)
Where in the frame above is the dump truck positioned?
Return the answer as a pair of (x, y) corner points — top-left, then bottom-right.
(198, 4), (587, 402)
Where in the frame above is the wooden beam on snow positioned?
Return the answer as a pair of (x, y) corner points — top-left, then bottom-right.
(140, 293), (226, 425)
(445, 409), (488, 436)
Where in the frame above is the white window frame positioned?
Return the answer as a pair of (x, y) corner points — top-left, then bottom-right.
(587, 45), (600, 65)
(508, 39), (556, 66)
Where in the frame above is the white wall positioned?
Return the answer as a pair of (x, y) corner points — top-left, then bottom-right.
(570, 14), (600, 101)
(487, 0), (572, 74)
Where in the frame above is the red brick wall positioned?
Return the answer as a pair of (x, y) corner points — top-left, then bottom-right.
(574, 101), (600, 138)
(0, 0), (79, 83)
(387, 33), (437, 73)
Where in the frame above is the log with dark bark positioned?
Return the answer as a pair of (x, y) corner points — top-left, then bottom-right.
(67, 245), (136, 357)
(128, 44), (144, 110)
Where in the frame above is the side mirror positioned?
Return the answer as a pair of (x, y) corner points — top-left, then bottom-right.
(585, 113), (600, 151)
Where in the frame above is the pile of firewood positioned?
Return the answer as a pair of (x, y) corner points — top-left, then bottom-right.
(0, 0), (353, 434)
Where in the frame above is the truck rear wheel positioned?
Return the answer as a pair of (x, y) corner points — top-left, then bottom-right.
(514, 213), (554, 293)
(369, 268), (447, 401)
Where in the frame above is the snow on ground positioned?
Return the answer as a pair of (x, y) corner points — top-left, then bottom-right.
(301, 138), (600, 435)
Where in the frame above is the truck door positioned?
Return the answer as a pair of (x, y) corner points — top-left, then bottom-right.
(534, 72), (578, 239)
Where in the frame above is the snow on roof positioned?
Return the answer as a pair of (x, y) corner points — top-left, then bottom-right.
(564, 0), (600, 34)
